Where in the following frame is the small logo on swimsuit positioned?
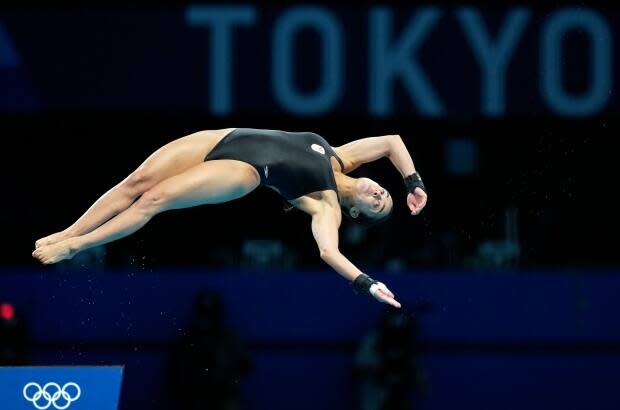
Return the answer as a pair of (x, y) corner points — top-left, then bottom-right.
(264, 165), (269, 179)
(311, 144), (326, 155)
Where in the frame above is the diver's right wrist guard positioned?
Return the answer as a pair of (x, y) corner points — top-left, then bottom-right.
(404, 172), (426, 195)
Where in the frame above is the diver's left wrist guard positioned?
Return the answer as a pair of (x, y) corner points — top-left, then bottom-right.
(351, 273), (377, 294)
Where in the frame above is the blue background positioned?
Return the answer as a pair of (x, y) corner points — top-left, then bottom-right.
(2, 270), (619, 409)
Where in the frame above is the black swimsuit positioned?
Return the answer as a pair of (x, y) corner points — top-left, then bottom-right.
(205, 128), (344, 200)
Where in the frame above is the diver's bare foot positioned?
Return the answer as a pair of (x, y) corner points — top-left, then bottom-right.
(32, 238), (79, 264)
(35, 230), (73, 249)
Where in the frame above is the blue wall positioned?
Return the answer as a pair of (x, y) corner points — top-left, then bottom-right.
(1, 269), (618, 409)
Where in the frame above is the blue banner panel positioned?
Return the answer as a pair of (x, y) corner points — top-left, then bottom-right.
(0, 367), (123, 410)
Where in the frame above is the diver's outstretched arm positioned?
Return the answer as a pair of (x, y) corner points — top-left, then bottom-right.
(310, 199), (401, 308)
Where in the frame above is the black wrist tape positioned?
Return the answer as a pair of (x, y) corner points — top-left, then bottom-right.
(404, 172), (426, 194)
(352, 274), (377, 294)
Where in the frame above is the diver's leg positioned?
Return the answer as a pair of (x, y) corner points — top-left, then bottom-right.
(34, 128), (234, 248)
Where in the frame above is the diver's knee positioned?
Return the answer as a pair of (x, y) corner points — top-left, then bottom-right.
(124, 169), (155, 196)
(136, 188), (170, 215)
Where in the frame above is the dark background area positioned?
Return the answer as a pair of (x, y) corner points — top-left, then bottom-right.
(0, 1), (617, 272)
(1, 2), (619, 409)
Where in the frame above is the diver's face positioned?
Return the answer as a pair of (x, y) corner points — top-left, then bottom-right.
(353, 178), (393, 219)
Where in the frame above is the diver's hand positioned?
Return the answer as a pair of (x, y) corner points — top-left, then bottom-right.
(407, 187), (427, 215)
(370, 282), (401, 308)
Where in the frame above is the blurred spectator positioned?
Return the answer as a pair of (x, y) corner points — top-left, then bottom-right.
(166, 290), (253, 410)
(354, 308), (427, 410)
(241, 239), (297, 269)
(466, 207), (521, 270)
(0, 303), (29, 365)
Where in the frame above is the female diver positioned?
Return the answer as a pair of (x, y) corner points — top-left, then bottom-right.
(32, 128), (428, 308)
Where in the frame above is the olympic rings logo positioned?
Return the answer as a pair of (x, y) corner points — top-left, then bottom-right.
(23, 382), (81, 409)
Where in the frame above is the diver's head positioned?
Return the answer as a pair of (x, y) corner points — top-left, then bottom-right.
(341, 177), (393, 227)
